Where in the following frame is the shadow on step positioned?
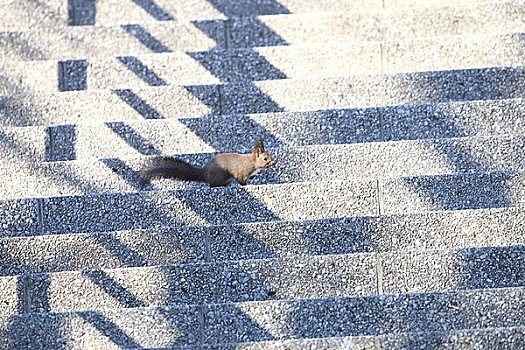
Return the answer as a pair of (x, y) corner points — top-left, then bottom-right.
(121, 24), (172, 53)
(382, 80), (523, 213)
(459, 245), (525, 290)
(104, 122), (163, 156)
(130, 0), (173, 21)
(116, 56), (169, 87)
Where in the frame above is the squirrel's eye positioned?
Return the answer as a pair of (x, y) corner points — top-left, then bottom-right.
(263, 157), (268, 161)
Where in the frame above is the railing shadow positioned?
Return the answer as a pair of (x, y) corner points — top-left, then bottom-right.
(366, 67), (525, 345)
(382, 69), (522, 214)
(116, 56), (168, 86)
(112, 88), (166, 119)
(104, 122), (163, 156)
(0, 2), (191, 349)
(130, 0), (173, 21)
(121, 24), (172, 53)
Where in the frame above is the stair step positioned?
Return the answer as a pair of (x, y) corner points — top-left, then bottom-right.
(209, 327), (525, 350)
(2, 97), (524, 161)
(0, 244), (518, 315)
(0, 21), (224, 62)
(4, 32), (525, 93)
(2, 65), (525, 127)
(0, 0), (510, 32)
(2, 2), (524, 61)
(0, 0), (385, 31)
(0, 205), (523, 274)
(23, 253), (374, 314)
(3, 287), (525, 348)
(1, 170), (525, 236)
(2, 134), (525, 199)
(40, 178), (378, 235)
(85, 0), (387, 27)
(1, 0), (521, 347)
(0, 43), (377, 92)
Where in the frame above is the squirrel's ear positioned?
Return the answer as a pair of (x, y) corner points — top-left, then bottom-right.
(253, 137), (265, 154)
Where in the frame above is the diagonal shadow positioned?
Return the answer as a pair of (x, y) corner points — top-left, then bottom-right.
(17, 0), (525, 346)
(0, 73), (195, 350)
(104, 121), (162, 155)
(383, 69), (520, 213)
(179, 114), (283, 151)
(157, 1), (301, 344)
(116, 56), (168, 86)
(82, 269), (146, 308)
(0, 3), (209, 349)
(0, 127), (102, 195)
(171, 184), (280, 225)
(131, 0), (173, 21)
(100, 157), (144, 191)
(189, 1), (289, 113)
(188, 49), (287, 83)
(121, 24), (172, 53)
(78, 312), (144, 348)
(0, 32), (47, 61)
(367, 66), (525, 340)
(112, 88), (166, 119)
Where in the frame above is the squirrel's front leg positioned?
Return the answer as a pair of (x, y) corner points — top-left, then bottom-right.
(237, 175), (249, 186)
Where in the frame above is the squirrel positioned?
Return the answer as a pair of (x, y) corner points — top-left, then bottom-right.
(139, 137), (274, 187)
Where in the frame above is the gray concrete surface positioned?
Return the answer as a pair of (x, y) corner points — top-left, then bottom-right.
(1, 0), (524, 348)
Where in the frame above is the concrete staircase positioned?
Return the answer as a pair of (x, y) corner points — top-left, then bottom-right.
(1, 0), (525, 348)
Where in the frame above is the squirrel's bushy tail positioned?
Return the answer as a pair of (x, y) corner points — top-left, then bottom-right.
(140, 157), (205, 184)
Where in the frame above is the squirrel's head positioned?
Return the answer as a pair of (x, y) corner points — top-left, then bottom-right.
(253, 137), (274, 169)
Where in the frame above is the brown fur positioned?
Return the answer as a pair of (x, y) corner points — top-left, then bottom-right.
(140, 138), (274, 187)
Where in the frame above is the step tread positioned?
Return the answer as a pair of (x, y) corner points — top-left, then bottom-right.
(1, 0), (522, 347)
(206, 326), (525, 350)
(0, 0), (509, 32)
(2, 97), (525, 160)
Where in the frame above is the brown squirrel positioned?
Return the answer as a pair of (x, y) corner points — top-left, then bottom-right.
(140, 137), (274, 187)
